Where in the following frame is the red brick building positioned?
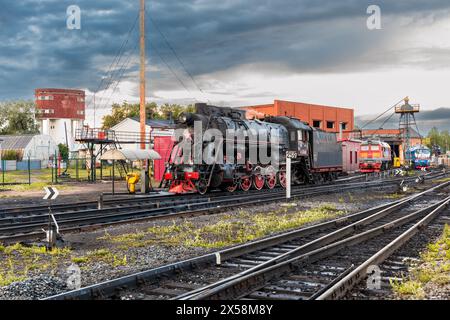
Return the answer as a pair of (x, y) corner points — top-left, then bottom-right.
(35, 88), (85, 148)
(241, 99), (354, 133)
(35, 88), (85, 120)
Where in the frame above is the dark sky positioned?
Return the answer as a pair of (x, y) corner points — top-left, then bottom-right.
(1, 0), (450, 128)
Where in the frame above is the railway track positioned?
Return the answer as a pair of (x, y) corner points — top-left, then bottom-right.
(1, 172), (443, 244)
(43, 179), (450, 300)
(1, 169), (440, 216)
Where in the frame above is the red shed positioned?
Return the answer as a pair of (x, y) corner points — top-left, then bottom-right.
(153, 136), (174, 182)
(340, 139), (361, 174)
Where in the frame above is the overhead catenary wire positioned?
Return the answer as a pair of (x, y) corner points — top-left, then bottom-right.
(95, 38), (140, 111)
(366, 111), (397, 138)
(87, 5), (210, 123)
(149, 43), (200, 103)
(86, 11), (140, 110)
(147, 12), (209, 103)
(360, 97), (406, 130)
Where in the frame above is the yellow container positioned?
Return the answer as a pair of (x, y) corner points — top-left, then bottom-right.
(126, 172), (140, 194)
(393, 157), (401, 168)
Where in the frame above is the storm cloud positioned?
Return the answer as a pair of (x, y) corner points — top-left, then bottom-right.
(1, 0), (450, 120)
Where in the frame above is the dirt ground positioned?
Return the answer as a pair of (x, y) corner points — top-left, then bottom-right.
(0, 180), (133, 207)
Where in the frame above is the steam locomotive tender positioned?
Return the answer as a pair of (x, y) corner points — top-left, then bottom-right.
(162, 103), (343, 194)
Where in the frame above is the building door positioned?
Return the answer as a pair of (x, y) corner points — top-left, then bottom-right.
(153, 136), (174, 182)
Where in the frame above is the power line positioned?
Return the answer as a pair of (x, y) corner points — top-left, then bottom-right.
(95, 39), (140, 111)
(147, 13), (209, 102)
(360, 97), (406, 130)
(149, 41), (200, 103)
(93, 14), (140, 110)
(86, 11), (140, 109)
(366, 111), (396, 138)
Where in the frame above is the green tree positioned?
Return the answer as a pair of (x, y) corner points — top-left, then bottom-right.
(101, 101), (194, 129)
(102, 101), (163, 129)
(426, 127), (450, 153)
(160, 103), (195, 120)
(0, 100), (39, 134)
(58, 143), (69, 161)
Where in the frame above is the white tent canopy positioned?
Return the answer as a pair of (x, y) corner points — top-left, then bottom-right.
(99, 149), (161, 161)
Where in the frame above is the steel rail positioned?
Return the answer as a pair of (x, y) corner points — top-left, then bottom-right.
(0, 179), (407, 242)
(1, 171), (440, 226)
(43, 181), (449, 300)
(188, 197), (449, 300)
(41, 198), (406, 300)
(0, 180), (386, 221)
(1, 170), (443, 217)
(179, 181), (450, 300)
(316, 196), (450, 300)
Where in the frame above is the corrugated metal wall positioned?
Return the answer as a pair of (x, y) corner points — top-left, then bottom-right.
(153, 136), (174, 181)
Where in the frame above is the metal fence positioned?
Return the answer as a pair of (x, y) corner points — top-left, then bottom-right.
(0, 157), (138, 187)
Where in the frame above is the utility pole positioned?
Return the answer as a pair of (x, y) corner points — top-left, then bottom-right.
(93, 92), (96, 128)
(140, 0), (146, 150)
(139, 0), (150, 193)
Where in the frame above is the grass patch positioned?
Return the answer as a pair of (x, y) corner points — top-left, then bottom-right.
(390, 279), (425, 298)
(0, 243), (71, 288)
(434, 177), (450, 183)
(71, 256), (89, 264)
(0, 243), (128, 288)
(0, 274), (26, 287)
(68, 248), (129, 267)
(383, 193), (404, 200)
(391, 224), (450, 299)
(104, 205), (347, 249)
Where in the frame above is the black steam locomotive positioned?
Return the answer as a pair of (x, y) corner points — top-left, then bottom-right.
(161, 103), (342, 194)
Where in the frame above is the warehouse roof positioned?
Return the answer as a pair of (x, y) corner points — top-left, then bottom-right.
(99, 149), (161, 161)
(0, 135), (34, 150)
(131, 117), (176, 129)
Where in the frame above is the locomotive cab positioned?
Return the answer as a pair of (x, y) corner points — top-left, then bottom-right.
(359, 140), (392, 172)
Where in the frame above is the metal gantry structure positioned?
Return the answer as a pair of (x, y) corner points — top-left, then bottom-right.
(395, 97), (420, 167)
(75, 127), (152, 182)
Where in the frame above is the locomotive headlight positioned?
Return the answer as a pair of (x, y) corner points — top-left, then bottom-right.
(179, 113), (188, 124)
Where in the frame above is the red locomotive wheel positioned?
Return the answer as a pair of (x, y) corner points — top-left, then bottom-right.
(240, 177), (251, 191)
(252, 174), (265, 190)
(265, 174), (277, 189)
(226, 183), (238, 193)
(278, 172), (287, 188)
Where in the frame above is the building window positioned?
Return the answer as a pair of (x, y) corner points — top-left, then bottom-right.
(290, 131), (296, 142)
(38, 95), (53, 101)
(326, 121), (335, 129)
(355, 151), (358, 163)
(341, 122), (347, 130)
(312, 120), (321, 128)
(350, 151), (353, 164)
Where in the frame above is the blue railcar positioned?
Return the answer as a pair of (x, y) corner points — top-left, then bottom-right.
(406, 145), (431, 170)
